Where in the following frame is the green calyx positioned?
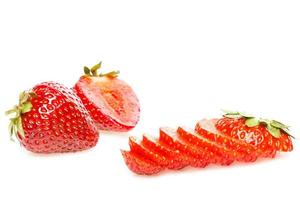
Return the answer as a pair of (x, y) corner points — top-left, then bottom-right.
(5, 91), (37, 141)
(83, 62), (120, 78)
(222, 110), (294, 139)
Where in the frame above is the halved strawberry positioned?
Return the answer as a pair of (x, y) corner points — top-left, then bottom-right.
(129, 137), (169, 168)
(121, 150), (163, 175)
(159, 127), (209, 168)
(177, 127), (235, 165)
(141, 135), (190, 170)
(195, 119), (258, 162)
(74, 62), (140, 132)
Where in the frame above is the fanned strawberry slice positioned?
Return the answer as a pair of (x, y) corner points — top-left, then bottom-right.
(159, 127), (209, 168)
(195, 119), (258, 162)
(121, 150), (163, 175)
(129, 137), (169, 167)
(177, 127), (235, 166)
(141, 135), (190, 170)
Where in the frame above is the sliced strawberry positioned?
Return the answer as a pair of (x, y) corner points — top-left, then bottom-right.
(129, 137), (169, 167)
(177, 127), (235, 166)
(159, 127), (209, 168)
(195, 119), (258, 162)
(216, 118), (277, 158)
(141, 135), (189, 170)
(74, 62), (140, 132)
(121, 150), (163, 175)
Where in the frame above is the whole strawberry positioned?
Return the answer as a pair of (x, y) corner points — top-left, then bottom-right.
(6, 82), (99, 153)
(74, 62), (140, 132)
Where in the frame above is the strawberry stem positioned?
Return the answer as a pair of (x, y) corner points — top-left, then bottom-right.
(83, 62), (119, 78)
(5, 91), (36, 140)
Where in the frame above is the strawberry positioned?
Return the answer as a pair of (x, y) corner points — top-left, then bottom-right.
(177, 127), (235, 165)
(6, 82), (99, 153)
(141, 135), (190, 170)
(216, 111), (293, 157)
(195, 119), (258, 162)
(74, 62), (140, 132)
(159, 127), (209, 168)
(121, 150), (163, 175)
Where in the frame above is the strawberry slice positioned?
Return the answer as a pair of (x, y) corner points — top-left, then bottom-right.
(74, 62), (140, 132)
(177, 127), (235, 166)
(159, 127), (209, 168)
(141, 135), (190, 170)
(195, 119), (258, 162)
(121, 150), (163, 175)
(129, 137), (169, 168)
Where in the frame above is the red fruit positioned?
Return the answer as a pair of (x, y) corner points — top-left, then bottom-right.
(129, 136), (169, 168)
(141, 135), (190, 170)
(177, 127), (235, 166)
(121, 150), (163, 175)
(195, 119), (258, 162)
(159, 127), (209, 168)
(216, 117), (279, 157)
(74, 62), (140, 132)
(6, 82), (99, 153)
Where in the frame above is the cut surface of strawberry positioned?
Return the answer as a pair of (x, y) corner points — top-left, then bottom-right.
(141, 135), (189, 170)
(74, 62), (140, 132)
(177, 127), (235, 166)
(159, 127), (209, 168)
(121, 150), (163, 175)
(129, 137), (169, 167)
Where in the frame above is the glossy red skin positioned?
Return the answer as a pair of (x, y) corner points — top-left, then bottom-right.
(215, 118), (292, 158)
(20, 82), (99, 153)
(141, 135), (190, 170)
(159, 127), (209, 168)
(121, 150), (163, 175)
(195, 120), (258, 162)
(74, 76), (140, 132)
(177, 127), (235, 166)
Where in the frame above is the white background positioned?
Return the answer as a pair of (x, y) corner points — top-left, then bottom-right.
(0, 0), (300, 200)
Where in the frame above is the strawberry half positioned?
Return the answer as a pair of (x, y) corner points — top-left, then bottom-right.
(121, 150), (163, 175)
(195, 119), (258, 162)
(6, 82), (99, 153)
(74, 62), (140, 132)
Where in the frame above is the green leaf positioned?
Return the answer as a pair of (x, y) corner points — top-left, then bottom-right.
(5, 107), (17, 116)
(221, 109), (239, 115)
(16, 117), (25, 138)
(223, 114), (243, 119)
(91, 62), (102, 76)
(239, 112), (254, 118)
(245, 118), (260, 127)
(84, 66), (91, 75)
(267, 124), (281, 138)
(100, 70), (120, 78)
(270, 120), (289, 129)
(21, 102), (32, 113)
